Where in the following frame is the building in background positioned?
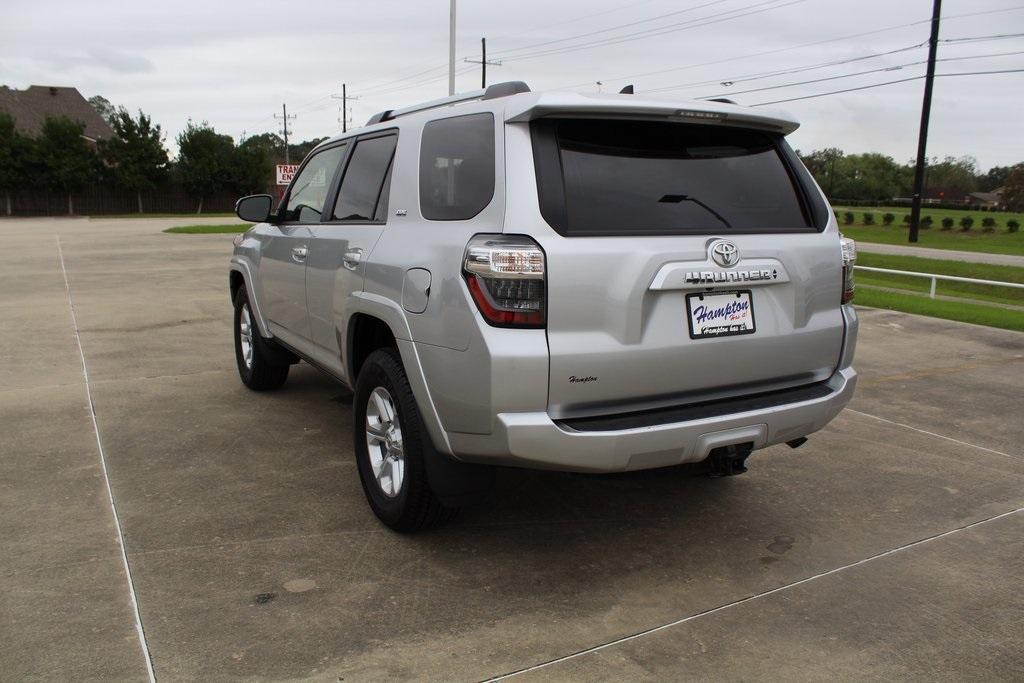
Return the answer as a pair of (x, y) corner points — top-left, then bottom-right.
(0, 85), (114, 144)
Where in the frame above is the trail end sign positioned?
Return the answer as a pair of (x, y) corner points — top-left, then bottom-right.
(276, 164), (299, 186)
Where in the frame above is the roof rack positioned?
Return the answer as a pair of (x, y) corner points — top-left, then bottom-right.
(365, 81), (530, 126)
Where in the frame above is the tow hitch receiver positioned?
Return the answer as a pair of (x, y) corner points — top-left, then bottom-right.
(706, 442), (753, 477)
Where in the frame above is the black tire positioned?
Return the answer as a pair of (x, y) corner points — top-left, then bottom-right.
(353, 348), (457, 532)
(233, 287), (290, 391)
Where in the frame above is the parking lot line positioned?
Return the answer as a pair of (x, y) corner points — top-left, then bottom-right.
(846, 408), (1019, 460)
(483, 505), (1024, 682)
(57, 235), (156, 683)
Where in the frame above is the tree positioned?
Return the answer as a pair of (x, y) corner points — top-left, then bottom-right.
(924, 155), (978, 198)
(175, 121), (236, 213)
(980, 165), (1013, 192)
(0, 113), (37, 216)
(88, 95), (117, 125)
(799, 148), (844, 198)
(233, 132), (280, 195)
(99, 108), (169, 213)
(288, 137), (329, 164)
(37, 116), (99, 215)
(830, 153), (911, 201)
(1001, 165), (1024, 211)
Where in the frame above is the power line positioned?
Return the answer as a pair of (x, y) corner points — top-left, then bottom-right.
(645, 42), (927, 93)
(502, 0), (810, 63)
(564, 5), (1024, 90)
(697, 50), (1024, 99)
(749, 68), (1024, 106)
(489, 0), (734, 57)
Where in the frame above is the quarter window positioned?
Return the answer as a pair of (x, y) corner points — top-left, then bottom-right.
(333, 134), (397, 222)
(419, 113), (495, 221)
(281, 144), (347, 222)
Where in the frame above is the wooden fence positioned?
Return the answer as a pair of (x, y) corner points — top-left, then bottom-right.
(3, 186), (249, 216)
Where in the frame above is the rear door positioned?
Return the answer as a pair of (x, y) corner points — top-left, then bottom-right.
(525, 118), (844, 419)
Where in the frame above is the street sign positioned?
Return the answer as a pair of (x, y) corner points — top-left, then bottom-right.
(276, 164), (299, 186)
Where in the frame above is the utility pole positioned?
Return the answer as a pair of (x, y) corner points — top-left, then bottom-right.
(908, 0), (942, 243)
(464, 38), (501, 88)
(331, 84), (359, 132)
(274, 103), (296, 164)
(448, 0), (456, 95)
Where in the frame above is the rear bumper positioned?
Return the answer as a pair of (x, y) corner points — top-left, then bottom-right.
(447, 365), (855, 472)
(446, 304), (859, 472)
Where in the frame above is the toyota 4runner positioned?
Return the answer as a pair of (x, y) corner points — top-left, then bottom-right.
(230, 81), (858, 531)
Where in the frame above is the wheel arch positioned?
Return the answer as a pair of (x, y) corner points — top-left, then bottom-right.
(344, 294), (453, 456)
(229, 259), (271, 337)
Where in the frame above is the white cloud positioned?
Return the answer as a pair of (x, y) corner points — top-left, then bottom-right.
(0, 0), (1021, 167)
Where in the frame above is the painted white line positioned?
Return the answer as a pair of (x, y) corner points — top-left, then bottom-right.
(484, 505), (1024, 682)
(846, 408), (1018, 460)
(57, 236), (156, 683)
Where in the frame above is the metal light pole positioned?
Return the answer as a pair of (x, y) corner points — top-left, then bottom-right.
(448, 0), (456, 95)
(908, 0), (942, 243)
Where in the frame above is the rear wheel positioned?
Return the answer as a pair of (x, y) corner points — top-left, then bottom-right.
(354, 348), (456, 531)
(233, 287), (290, 391)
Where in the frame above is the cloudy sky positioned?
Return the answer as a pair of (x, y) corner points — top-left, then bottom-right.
(2, 0), (1022, 169)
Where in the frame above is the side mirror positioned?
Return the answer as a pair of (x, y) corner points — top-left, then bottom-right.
(235, 194), (273, 223)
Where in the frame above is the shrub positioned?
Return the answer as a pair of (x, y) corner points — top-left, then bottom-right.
(941, 217), (955, 230)
(959, 216), (974, 231)
(921, 215), (933, 229)
(982, 217), (997, 230)
(843, 211), (855, 225)
(1008, 219), (1020, 233)
(903, 214), (912, 224)
(883, 212), (895, 225)
(863, 212), (875, 225)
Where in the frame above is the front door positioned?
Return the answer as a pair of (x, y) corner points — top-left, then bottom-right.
(306, 132), (398, 380)
(257, 143), (348, 350)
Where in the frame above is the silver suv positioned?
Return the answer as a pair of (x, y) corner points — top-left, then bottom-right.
(230, 81), (858, 531)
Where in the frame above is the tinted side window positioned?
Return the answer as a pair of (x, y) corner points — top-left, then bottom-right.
(333, 134), (397, 221)
(282, 144), (347, 222)
(419, 113), (495, 220)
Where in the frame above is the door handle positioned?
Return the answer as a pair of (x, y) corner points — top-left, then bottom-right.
(291, 246), (308, 263)
(343, 249), (362, 270)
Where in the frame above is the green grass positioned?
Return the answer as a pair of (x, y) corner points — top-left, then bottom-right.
(834, 206), (1024, 256)
(856, 288), (1024, 332)
(164, 224), (251, 234)
(856, 253), (1024, 307)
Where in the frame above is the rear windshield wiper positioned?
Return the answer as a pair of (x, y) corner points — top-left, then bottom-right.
(659, 194), (732, 228)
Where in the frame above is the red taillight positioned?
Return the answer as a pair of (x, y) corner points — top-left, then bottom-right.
(463, 235), (546, 328)
(840, 236), (856, 304)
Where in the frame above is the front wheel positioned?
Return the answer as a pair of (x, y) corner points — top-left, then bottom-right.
(233, 288), (290, 391)
(353, 348), (456, 531)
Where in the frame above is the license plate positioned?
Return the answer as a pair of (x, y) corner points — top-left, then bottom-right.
(686, 290), (756, 339)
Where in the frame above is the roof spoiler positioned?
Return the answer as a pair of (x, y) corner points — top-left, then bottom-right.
(503, 92), (799, 135)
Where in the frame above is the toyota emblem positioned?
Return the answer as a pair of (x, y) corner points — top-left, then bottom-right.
(709, 239), (740, 267)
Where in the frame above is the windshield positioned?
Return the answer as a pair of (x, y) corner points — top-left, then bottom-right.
(531, 119), (815, 236)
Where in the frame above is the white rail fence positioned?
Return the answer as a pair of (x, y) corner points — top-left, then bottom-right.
(854, 265), (1024, 299)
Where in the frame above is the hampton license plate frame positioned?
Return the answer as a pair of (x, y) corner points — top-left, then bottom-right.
(686, 290), (756, 339)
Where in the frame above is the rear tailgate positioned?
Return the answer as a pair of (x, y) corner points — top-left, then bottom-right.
(512, 111), (844, 420)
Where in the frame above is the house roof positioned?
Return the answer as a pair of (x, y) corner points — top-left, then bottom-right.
(968, 191), (1003, 203)
(0, 85), (115, 141)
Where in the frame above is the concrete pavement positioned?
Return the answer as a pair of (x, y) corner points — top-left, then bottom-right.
(1, 216), (1022, 680)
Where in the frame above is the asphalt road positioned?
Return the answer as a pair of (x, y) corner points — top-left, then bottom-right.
(2, 217), (1023, 681)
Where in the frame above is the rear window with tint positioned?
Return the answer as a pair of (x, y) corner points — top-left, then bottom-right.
(420, 113), (495, 220)
(531, 119), (814, 236)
